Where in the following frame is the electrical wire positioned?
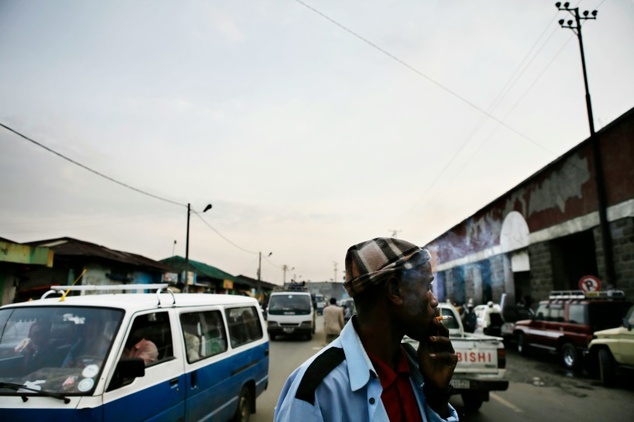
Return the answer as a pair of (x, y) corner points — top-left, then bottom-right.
(192, 211), (257, 255)
(0, 122), (260, 258)
(193, 212), (284, 270)
(293, 0), (543, 148)
(0, 122), (184, 208)
(293, 1), (604, 233)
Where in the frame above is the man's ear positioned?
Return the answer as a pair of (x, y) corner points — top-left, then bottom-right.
(385, 276), (403, 305)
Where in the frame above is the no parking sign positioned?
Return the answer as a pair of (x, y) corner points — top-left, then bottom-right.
(578, 275), (601, 293)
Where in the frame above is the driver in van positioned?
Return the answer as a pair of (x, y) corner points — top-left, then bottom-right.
(15, 320), (52, 372)
(62, 313), (110, 368)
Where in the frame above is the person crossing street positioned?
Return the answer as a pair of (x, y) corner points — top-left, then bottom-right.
(323, 297), (345, 344)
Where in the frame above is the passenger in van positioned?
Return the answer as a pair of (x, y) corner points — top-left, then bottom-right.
(205, 312), (227, 355)
(181, 313), (202, 361)
(121, 321), (159, 366)
(122, 337), (158, 365)
(275, 238), (458, 421)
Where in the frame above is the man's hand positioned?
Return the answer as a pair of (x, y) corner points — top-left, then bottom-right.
(416, 318), (457, 390)
(416, 318), (457, 418)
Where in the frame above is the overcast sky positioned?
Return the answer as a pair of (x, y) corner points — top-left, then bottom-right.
(1, 0), (633, 285)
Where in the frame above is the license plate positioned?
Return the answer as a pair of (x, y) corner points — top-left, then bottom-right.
(283, 327), (295, 333)
(452, 379), (470, 389)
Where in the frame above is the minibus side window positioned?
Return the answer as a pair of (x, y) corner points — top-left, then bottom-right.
(226, 306), (262, 348)
(180, 311), (227, 363)
(123, 312), (173, 365)
(108, 312), (173, 391)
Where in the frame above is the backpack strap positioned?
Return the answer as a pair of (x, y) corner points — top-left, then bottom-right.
(295, 347), (346, 405)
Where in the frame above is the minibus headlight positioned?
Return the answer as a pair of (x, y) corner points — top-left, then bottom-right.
(268, 321), (279, 327)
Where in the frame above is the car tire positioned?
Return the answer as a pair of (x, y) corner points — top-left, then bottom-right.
(232, 386), (252, 422)
(561, 342), (579, 369)
(461, 392), (484, 412)
(598, 348), (616, 387)
(517, 333), (530, 356)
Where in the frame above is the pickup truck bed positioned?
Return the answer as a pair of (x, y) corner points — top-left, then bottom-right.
(403, 304), (509, 412)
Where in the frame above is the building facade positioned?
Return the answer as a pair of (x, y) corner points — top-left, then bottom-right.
(427, 107), (634, 307)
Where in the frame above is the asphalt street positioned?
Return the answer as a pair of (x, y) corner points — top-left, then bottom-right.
(252, 316), (634, 422)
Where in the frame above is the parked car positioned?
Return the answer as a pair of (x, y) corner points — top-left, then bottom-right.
(314, 293), (326, 316)
(513, 289), (632, 370)
(585, 304), (634, 386)
(500, 304), (534, 346)
(338, 298), (356, 324)
(473, 302), (504, 337)
(403, 303), (508, 412)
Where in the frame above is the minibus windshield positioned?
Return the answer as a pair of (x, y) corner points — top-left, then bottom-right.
(0, 306), (123, 396)
(268, 294), (312, 315)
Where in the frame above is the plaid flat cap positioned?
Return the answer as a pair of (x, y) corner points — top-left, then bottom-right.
(344, 237), (431, 297)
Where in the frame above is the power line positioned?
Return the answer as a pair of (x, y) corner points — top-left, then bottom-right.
(293, 0), (543, 148)
(0, 122), (183, 208)
(193, 211), (257, 255)
(0, 122), (259, 258)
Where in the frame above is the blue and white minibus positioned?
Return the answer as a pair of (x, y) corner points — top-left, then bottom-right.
(0, 284), (269, 421)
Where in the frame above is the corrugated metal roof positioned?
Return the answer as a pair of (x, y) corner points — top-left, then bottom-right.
(23, 237), (172, 272)
(160, 256), (238, 283)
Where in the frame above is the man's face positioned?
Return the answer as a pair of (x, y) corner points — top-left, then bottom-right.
(396, 263), (439, 341)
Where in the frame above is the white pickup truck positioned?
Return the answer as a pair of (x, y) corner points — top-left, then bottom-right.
(403, 303), (509, 412)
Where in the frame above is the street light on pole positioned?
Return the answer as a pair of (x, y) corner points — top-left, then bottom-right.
(184, 203), (212, 293)
(555, 2), (615, 285)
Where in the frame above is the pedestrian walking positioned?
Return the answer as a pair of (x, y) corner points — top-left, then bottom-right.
(462, 299), (477, 333)
(323, 297), (345, 344)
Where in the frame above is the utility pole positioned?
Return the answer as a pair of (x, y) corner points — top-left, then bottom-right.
(282, 265), (294, 285)
(555, 2), (615, 286)
(333, 262), (338, 284)
(184, 203), (212, 293)
(257, 251), (272, 299)
(184, 203), (191, 293)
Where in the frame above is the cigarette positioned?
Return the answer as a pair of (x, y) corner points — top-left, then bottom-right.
(435, 315), (452, 321)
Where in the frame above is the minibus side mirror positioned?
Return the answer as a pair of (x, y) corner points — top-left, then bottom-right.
(117, 358), (146, 378)
(107, 358), (146, 391)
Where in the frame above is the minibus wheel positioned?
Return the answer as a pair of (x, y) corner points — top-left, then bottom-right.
(233, 386), (252, 422)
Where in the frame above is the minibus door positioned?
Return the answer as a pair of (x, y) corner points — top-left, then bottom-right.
(103, 310), (186, 422)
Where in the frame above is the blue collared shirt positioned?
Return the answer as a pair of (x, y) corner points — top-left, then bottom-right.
(274, 319), (459, 422)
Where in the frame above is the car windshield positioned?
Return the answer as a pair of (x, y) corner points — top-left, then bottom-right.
(268, 295), (312, 314)
(0, 306), (123, 396)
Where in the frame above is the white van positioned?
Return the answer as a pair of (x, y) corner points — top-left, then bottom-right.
(266, 289), (315, 340)
(0, 284), (269, 421)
